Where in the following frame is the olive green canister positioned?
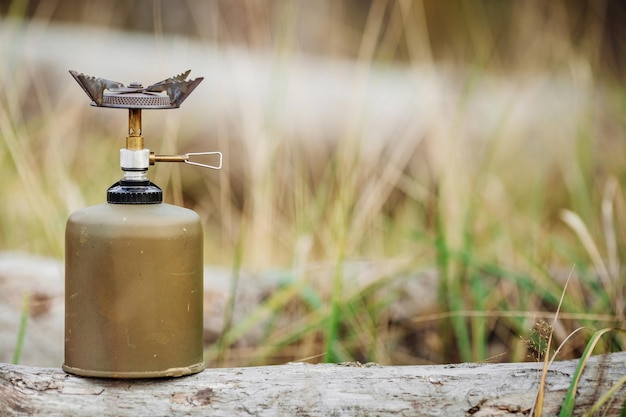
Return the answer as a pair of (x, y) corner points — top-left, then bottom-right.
(63, 179), (205, 378)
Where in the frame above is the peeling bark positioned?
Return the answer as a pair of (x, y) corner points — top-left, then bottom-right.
(2, 353), (626, 416)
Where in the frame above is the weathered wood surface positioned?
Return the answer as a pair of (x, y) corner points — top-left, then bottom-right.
(2, 352), (626, 417)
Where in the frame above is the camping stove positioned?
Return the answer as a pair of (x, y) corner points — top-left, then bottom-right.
(63, 70), (220, 378)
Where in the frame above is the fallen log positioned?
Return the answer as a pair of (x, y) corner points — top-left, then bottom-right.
(1, 352), (625, 416)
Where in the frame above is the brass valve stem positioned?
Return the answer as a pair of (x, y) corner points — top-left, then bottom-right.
(126, 108), (144, 150)
(150, 153), (187, 165)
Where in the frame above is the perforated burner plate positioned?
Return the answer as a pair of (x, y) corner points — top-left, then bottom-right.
(101, 92), (172, 109)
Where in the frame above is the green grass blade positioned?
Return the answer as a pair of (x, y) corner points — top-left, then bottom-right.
(324, 248), (346, 363)
(469, 270), (487, 361)
(12, 292), (29, 365)
(559, 327), (626, 417)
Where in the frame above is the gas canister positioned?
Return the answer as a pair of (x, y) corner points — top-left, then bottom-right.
(63, 70), (221, 378)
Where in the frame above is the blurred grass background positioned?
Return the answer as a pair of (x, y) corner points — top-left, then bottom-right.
(1, 0), (626, 366)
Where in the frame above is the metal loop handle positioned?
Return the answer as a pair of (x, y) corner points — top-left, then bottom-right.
(184, 152), (223, 170)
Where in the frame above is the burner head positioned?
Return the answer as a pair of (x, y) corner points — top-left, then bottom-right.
(69, 70), (203, 109)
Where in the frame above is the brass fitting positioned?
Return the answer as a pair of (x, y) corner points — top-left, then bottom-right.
(126, 108), (143, 150)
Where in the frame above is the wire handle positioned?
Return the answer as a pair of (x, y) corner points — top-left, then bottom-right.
(150, 151), (223, 170)
(184, 152), (223, 170)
